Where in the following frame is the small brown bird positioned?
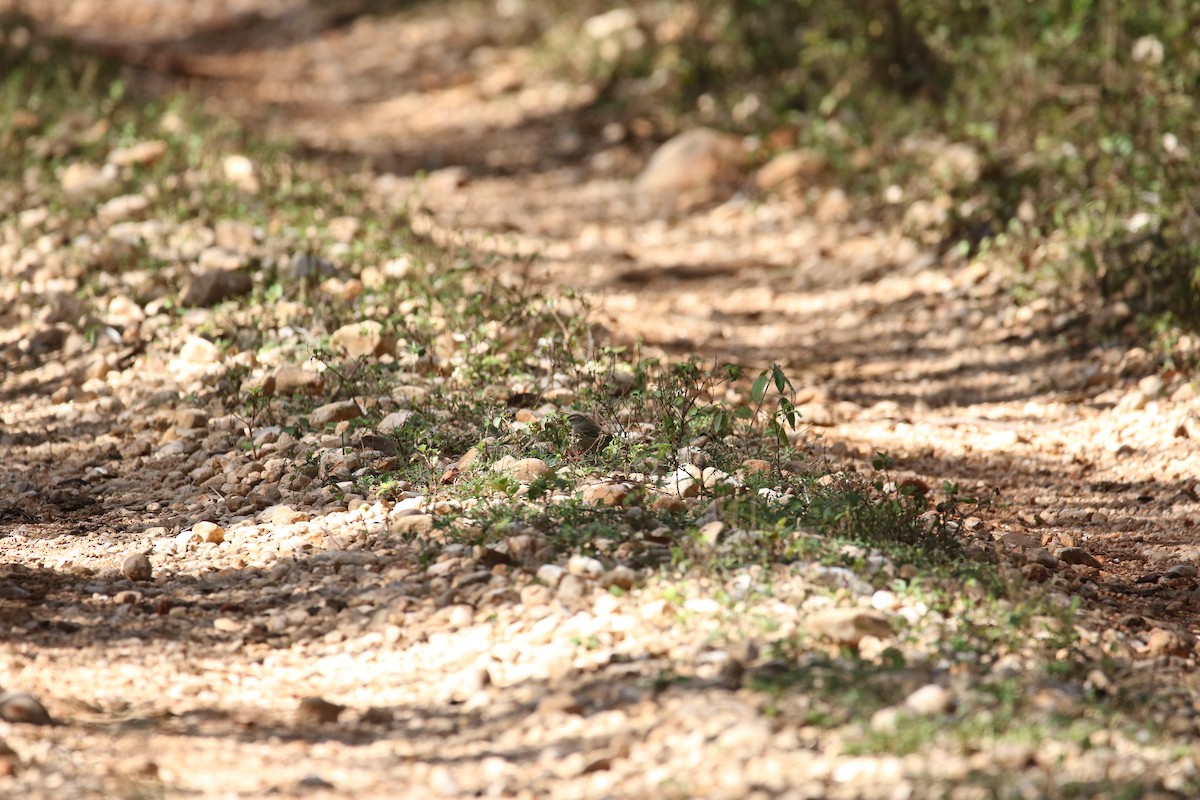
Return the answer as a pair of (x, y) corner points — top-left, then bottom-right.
(567, 412), (611, 452)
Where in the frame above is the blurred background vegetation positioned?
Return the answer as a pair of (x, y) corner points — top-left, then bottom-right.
(548, 0), (1200, 350)
(7, 0), (1200, 354)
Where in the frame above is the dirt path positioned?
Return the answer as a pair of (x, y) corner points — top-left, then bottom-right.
(5, 2), (1200, 797)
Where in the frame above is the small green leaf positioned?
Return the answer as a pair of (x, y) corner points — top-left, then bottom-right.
(771, 364), (789, 395)
(751, 372), (770, 403)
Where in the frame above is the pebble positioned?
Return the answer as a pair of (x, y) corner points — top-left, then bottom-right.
(581, 482), (630, 505)
(567, 555), (604, 578)
(1057, 547), (1102, 569)
(557, 573), (588, 602)
(98, 194), (150, 225)
(390, 513), (434, 536)
(635, 127), (742, 202)
(599, 565), (637, 591)
(904, 684), (954, 715)
(330, 320), (396, 359)
(755, 149), (826, 193)
(60, 161), (117, 194)
(741, 458), (773, 474)
(122, 553), (153, 582)
(807, 608), (894, 646)
(179, 268), (252, 307)
(193, 521), (225, 544)
(1145, 628), (1192, 657)
(309, 400), (363, 426)
(377, 410), (412, 433)
(506, 458), (554, 483)
(296, 696), (344, 725)
(1026, 548), (1059, 569)
(222, 154), (257, 190)
(108, 139), (167, 167)
(214, 218), (256, 251)
(0, 692), (54, 725)
(537, 564), (567, 587)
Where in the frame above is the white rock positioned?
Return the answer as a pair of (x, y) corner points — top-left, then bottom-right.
(536, 564), (567, 587)
(567, 555), (604, 578)
(905, 684), (954, 715)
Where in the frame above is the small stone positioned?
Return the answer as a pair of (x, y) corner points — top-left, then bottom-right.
(741, 459), (772, 475)
(698, 520), (725, 545)
(904, 684), (954, 715)
(298, 775), (334, 790)
(268, 506), (305, 525)
(108, 140), (167, 167)
(214, 218), (256, 251)
(175, 409), (210, 429)
(870, 706), (902, 733)
(635, 127), (743, 203)
(667, 465), (702, 498)
(61, 161), (116, 195)
(285, 252), (338, 282)
(536, 564), (567, 587)
(599, 565), (637, 591)
(0, 692), (54, 725)
(581, 482), (629, 506)
(1057, 547), (1102, 569)
(390, 513), (434, 536)
(1022, 563), (1050, 582)
(193, 521), (224, 544)
(198, 246), (249, 271)
(180, 268), (252, 307)
(537, 691), (583, 716)
(25, 326), (67, 356)
(651, 494), (686, 512)
(930, 142), (982, 187)
(176, 338), (223, 368)
(999, 532), (1041, 549)
(98, 194), (150, 224)
(813, 189), (850, 224)
(223, 154), (258, 191)
(297, 696), (344, 725)
(754, 149), (826, 193)
(701, 467), (732, 489)
(1164, 564), (1198, 580)
(330, 320), (396, 359)
(506, 458), (553, 483)
(274, 365), (323, 395)
(567, 555), (604, 578)
(557, 573), (588, 602)
(310, 400), (363, 426)
(122, 553), (153, 582)
(520, 584), (552, 607)
(213, 617), (242, 633)
(377, 410), (413, 433)
(807, 608), (893, 646)
(1144, 627), (1191, 657)
(1026, 548), (1059, 569)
